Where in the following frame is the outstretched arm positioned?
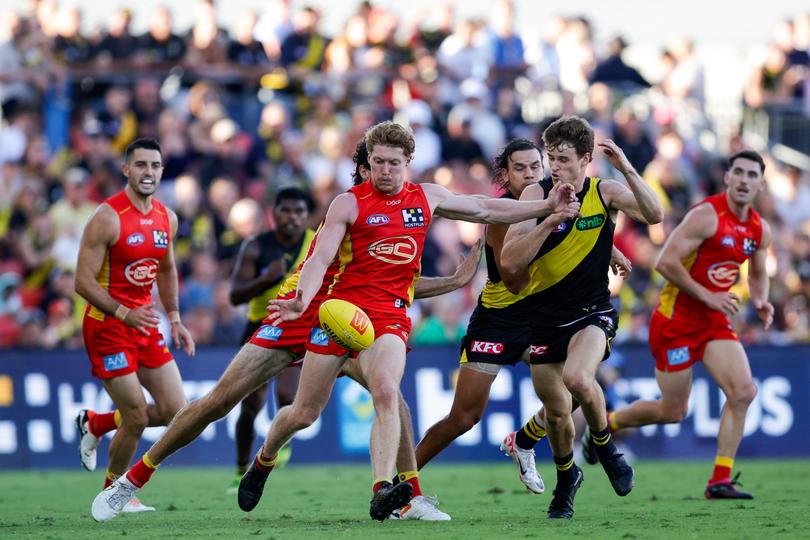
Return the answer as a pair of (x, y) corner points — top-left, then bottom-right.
(500, 184), (579, 285)
(268, 194), (356, 322)
(423, 182), (578, 224)
(413, 238), (483, 299)
(598, 139), (664, 224)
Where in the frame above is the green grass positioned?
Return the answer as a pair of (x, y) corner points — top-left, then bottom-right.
(1, 460), (809, 539)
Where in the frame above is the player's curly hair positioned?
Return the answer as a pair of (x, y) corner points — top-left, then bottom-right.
(543, 115), (594, 160)
(492, 139), (544, 189)
(364, 121), (415, 158)
(351, 139), (369, 185)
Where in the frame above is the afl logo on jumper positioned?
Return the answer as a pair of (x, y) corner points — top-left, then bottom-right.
(707, 261), (741, 288)
(126, 233), (145, 246)
(124, 258), (160, 286)
(368, 236), (418, 265)
(552, 222), (567, 233)
(366, 214), (390, 226)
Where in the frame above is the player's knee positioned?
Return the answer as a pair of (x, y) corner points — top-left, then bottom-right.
(728, 382), (758, 409)
(660, 401), (688, 423)
(450, 410), (482, 433)
(562, 373), (592, 399)
(290, 404), (320, 429)
(542, 407), (569, 429)
(369, 383), (399, 412)
(120, 406), (149, 434)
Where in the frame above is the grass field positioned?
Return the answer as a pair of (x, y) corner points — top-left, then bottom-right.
(2, 460), (809, 539)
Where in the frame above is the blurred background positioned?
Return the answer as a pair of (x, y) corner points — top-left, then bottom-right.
(0, 0), (809, 466)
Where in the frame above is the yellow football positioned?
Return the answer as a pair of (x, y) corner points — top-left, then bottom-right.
(318, 299), (375, 352)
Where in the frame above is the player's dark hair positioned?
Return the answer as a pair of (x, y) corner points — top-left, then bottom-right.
(125, 138), (162, 162)
(275, 186), (315, 212)
(728, 150), (765, 175)
(493, 139), (544, 189)
(351, 139), (370, 185)
(543, 115), (594, 160)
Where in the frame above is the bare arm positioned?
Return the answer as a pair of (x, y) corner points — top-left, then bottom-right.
(268, 194), (357, 321)
(748, 220), (774, 329)
(75, 204), (124, 317)
(500, 184), (578, 289)
(489, 222), (530, 294)
(413, 238), (483, 299)
(598, 139), (664, 225)
(156, 209), (195, 355)
(229, 237), (287, 305)
(423, 182), (577, 224)
(655, 203), (740, 316)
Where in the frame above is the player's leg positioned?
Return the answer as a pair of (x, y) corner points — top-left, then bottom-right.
(234, 383), (269, 477)
(532, 363), (582, 519)
(238, 351), (345, 513)
(136, 361), (187, 426)
(702, 340), (757, 499)
(564, 325), (633, 496)
(273, 364), (301, 466)
(415, 363), (497, 469)
(101, 374), (151, 487)
(358, 336), (406, 479)
(91, 345), (293, 522)
(610, 368), (692, 428)
(499, 363), (547, 494)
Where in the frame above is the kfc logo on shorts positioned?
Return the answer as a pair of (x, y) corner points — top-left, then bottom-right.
(256, 325), (283, 341)
(366, 214), (390, 226)
(126, 233), (145, 246)
(368, 236), (418, 265)
(529, 345), (548, 356)
(124, 258), (160, 286)
(470, 340), (504, 354)
(707, 261), (741, 288)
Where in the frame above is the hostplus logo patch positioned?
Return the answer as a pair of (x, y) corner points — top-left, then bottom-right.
(402, 208), (426, 228)
(153, 230), (169, 248)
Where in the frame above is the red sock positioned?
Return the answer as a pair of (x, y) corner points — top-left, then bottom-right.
(126, 455), (158, 488)
(373, 481), (389, 494)
(397, 471), (422, 498)
(710, 456), (734, 484)
(88, 411), (118, 437)
(255, 453), (277, 473)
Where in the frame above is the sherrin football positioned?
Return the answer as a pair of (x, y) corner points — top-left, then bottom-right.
(318, 299), (375, 351)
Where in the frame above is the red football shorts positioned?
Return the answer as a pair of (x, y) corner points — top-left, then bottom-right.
(247, 305), (320, 365)
(648, 309), (738, 373)
(305, 307), (411, 356)
(83, 316), (174, 380)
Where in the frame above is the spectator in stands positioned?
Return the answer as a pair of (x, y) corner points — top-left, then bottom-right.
(137, 6), (186, 66)
(589, 35), (651, 90)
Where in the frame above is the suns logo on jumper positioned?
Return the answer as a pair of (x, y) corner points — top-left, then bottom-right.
(368, 236), (417, 264)
(124, 258), (160, 286)
(707, 261), (741, 288)
(349, 311), (370, 335)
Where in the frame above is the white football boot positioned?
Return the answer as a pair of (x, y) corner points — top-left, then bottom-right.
(500, 431), (545, 494)
(91, 476), (138, 522)
(75, 409), (101, 472)
(398, 495), (452, 521)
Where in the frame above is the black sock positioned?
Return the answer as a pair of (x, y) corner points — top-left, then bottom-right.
(554, 452), (577, 485)
(515, 415), (547, 450)
(590, 426), (617, 458)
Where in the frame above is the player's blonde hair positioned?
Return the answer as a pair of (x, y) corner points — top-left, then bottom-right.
(364, 121), (415, 158)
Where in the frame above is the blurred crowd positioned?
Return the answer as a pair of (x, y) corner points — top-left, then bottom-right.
(0, 0), (809, 350)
